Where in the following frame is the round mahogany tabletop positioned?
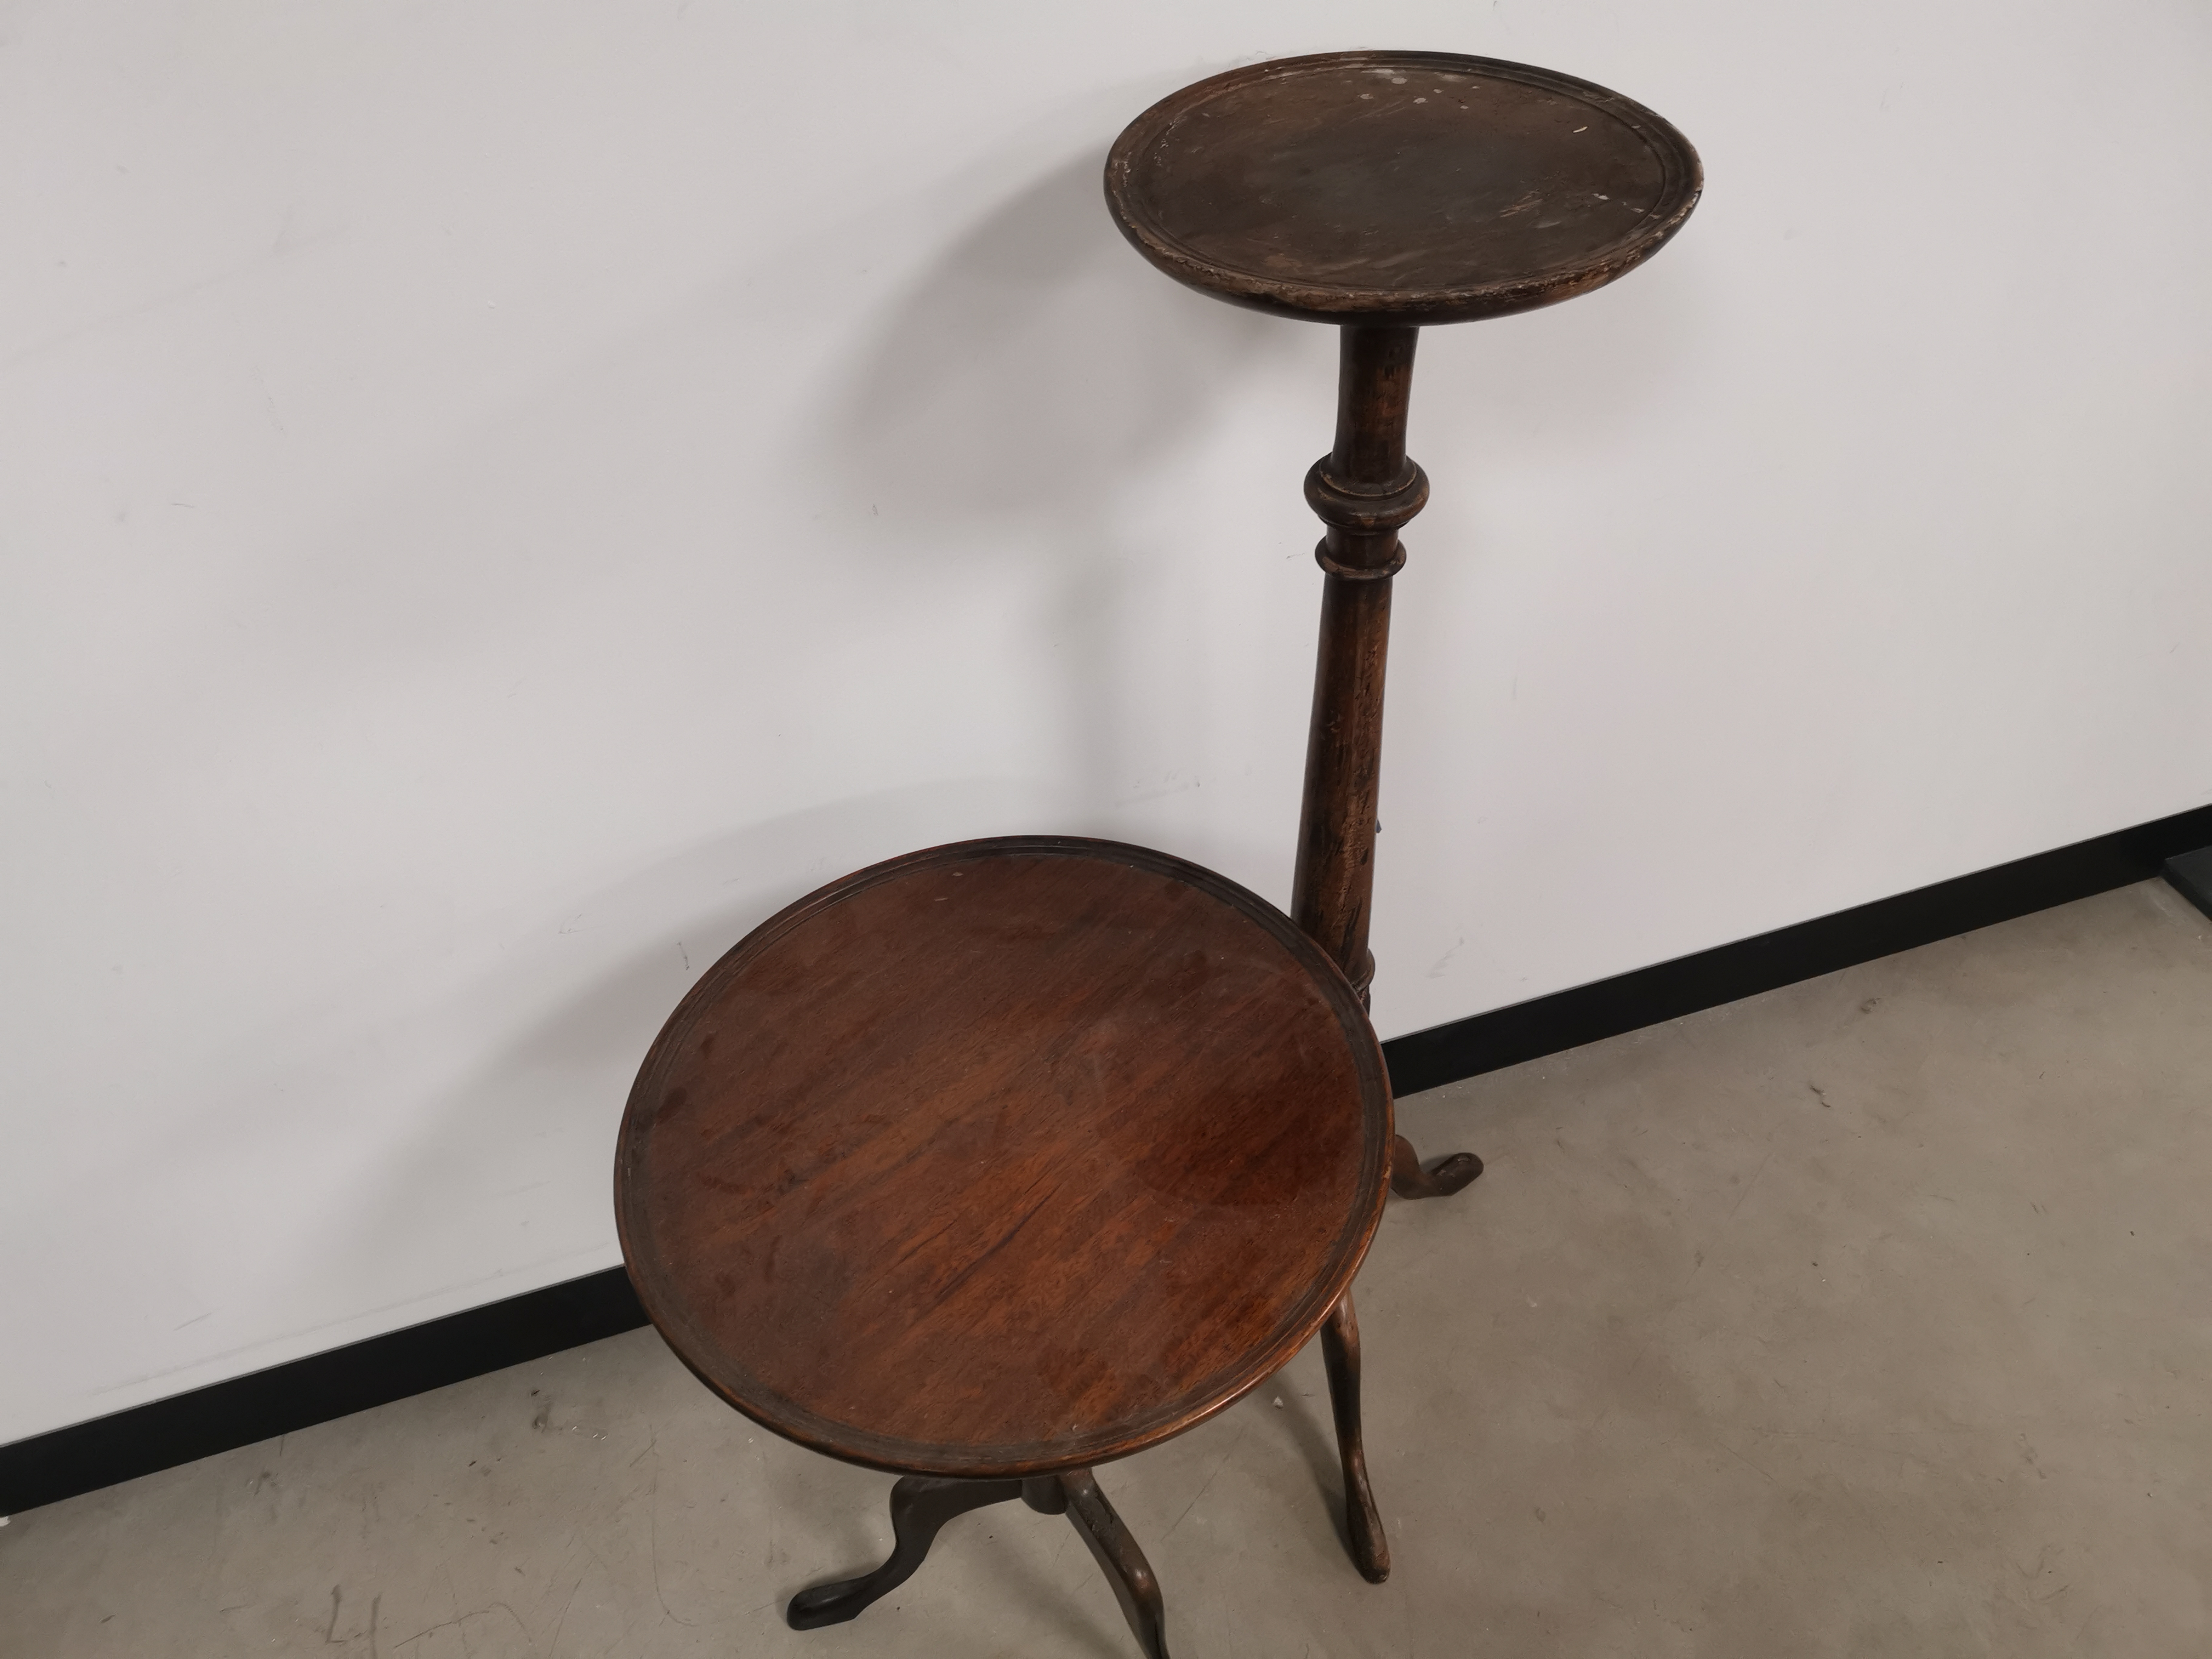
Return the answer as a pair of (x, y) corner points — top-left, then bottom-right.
(615, 837), (1393, 1479)
(1105, 51), (1701, 326)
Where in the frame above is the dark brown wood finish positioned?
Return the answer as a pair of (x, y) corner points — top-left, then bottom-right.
(1061, 1468), (1172, 1659)
(612, 56), (1707, 1647)
(1294, 324), (1486, 1201)
(1105, 51), (1700, 1204)
(1319, 1291), (1388, 1583)
(790, 1468), (1171, 1657)
(786, 1475), (1024, 1630)
(1104, 52), (1701, 326)
(616, 836), (1394, 1480)
(1389, 1131), (1481, 1200)
(1292, 323), (1419, 995)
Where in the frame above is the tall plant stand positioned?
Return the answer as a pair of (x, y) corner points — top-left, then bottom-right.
(1105, 50), (1702, 1197)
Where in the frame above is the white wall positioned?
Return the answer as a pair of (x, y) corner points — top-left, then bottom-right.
(4, 0), (2208, 1446)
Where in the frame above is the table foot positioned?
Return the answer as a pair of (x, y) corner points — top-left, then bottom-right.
(786, 1475), (1023, 1629)
(1389, 1133), (1483, 1200)
(1060, 1468), (1173, 1659)
(1320, 1291), (1391, 1583)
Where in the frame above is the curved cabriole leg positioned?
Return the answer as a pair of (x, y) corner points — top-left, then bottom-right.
(1059, 1468), (1171, 1659)
(1320, 1291), (1390, 1583)
(786, 1475), (1024, 1630)
(1390, 1133), (1483, 1200)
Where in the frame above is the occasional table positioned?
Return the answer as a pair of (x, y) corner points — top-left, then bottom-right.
(1105, 50), (1701, 1192)
(616, 838), (1395, 1657)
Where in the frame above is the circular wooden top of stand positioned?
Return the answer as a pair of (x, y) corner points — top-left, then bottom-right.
(1105, 51), (1702, 325)
(615, 836), (1393, 1479)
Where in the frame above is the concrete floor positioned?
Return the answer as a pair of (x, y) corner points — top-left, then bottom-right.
(5, 879), (2210, 1657)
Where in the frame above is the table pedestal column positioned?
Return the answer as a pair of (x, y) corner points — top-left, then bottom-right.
(1292, 324), (1481, 1201)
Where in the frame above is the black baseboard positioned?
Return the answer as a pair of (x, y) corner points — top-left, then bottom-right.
(1384, 803), (2212, 1095)
(0, 1270), (650, 1518)
(6, 799), (2208, 1517)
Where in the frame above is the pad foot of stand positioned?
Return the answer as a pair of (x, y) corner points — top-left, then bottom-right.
(1389, 1133), (1483, 1200)
(1321, 1292), (1391, 1583)
(787, 1476), (1021, 1629)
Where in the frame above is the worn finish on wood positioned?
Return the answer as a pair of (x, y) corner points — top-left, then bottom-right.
(623, 56), (1704, 1649)
(616, 836), (1394, 1480)
(788, 1467), (1171, 1657)
(1105, 52), (1702, 326)
(1062, 1468), (1173, 1659)
(1320, 1292), (1390, 1583)
(1108, 51), (1701, 1207)
(1390, 1132), (1483, 1199)
(1289, 325), (1486, 1201)
(786, 1475), (1023, 1630)
(1292, 324), (1420, 994)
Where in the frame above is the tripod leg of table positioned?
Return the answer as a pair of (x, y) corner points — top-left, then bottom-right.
(1059, 1468), (1171, 1659)
(1390, 1134), (1484, 1199)
(786, 1475), (1024, 1630)
(1320, 1290), (1391, 1583)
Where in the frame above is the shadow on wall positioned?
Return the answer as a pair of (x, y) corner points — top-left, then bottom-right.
(111, 780), (1074, 1403)
(134, 141), (1297, 1373)
(808, 147), (1284, 819)
(824, 148), (1276, 521)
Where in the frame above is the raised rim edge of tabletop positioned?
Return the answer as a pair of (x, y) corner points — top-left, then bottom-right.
(612, 833), (1396, 1480)
(1103, 49), (1704, 327)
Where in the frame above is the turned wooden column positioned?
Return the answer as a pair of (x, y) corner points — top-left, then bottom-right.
(1291, 324), (1426, 1004)
(1105, 53), (1701, 1207)
(1292, 326), (1483, 1201)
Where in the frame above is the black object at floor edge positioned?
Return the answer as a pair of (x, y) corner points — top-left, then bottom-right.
(2162, 845), (2212, 922)
(5, 799), (2208, 1517)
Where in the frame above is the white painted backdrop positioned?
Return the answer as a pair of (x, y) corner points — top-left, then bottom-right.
(4, 0), (2208, 1445)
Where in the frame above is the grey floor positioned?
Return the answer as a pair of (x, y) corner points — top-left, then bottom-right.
(5, 880), (2210, 1657)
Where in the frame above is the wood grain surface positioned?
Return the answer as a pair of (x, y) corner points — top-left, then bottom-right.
(615, 837), (1393, 1478)
(1105, 51), (1701, 326)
